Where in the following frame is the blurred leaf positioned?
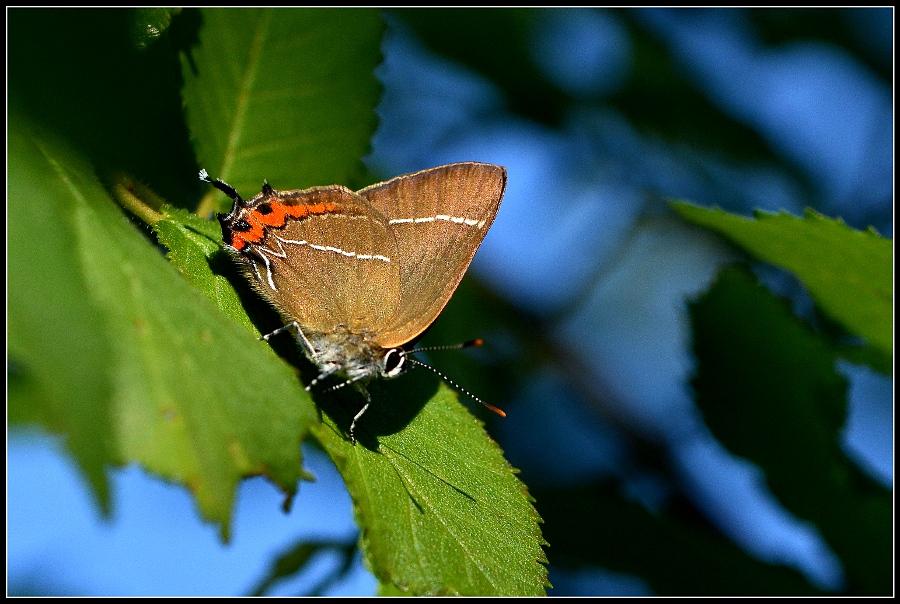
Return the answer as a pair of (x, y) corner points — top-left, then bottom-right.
(689, 265), (891, 594)
(674, 203), (892, 360)
(131, 7), (181, 50)
(312, 375), (548, 596)
(7, 8), (198, 203)
(537, 482), (821, 595)
(7, 116), (315, 539)
(832, 342), (892, 376)
(181, 7), (384, 207)
(611, 9), (781, 163)
(394, 8), (785, 168)
(249, 539), (357, 596)
(8, 113), (116, 514)
(748, 8), (892, 81)
(393, 8), (566, 124)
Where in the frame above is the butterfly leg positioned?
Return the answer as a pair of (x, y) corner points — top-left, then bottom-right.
(348, 385), (373, 445)
(259, 321), (300, 342)
(260, 321), (320, 366)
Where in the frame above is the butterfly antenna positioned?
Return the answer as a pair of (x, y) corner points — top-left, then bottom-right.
(403, 357), (506, 418)
(405, 338), (484, 355)
(199, 169), (243, 205)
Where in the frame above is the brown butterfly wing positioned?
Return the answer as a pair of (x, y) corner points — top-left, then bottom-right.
(356, 162), (506, 348)
(238, 186), (400, 336)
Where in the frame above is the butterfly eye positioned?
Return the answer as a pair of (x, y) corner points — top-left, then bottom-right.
(382, 348), (405, 377)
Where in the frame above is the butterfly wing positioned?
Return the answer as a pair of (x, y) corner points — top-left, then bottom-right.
(356, 163), (506, 348)
(230, 186), (400, 336)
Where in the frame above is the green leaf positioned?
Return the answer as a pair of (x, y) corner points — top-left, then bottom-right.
(689, 265), (892, 595)
(378, 582), (412, 596)
(8, 113), (116, 514)
(11, 7), (547, 588)
(174, 14), (551, 584)
(248, 538), (357, 596)
(673, 203), (892, 359)
(181, 7), (384, 205)
(8, 9), (199, 204)
(832, 341), (892, 375)
(130, 7), (181, 50)
(8, 116), (316, 539)
(312, 374), (548, 596)
(153, 207), (256, 332)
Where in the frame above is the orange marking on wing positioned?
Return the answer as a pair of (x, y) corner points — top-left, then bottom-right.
(285, 203), (310, 219)
(227, 200), (343, 253)
(255, 205), (289, 227)
(246, 214), (267, 238)
(307, 202), (338, 215)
